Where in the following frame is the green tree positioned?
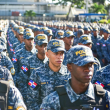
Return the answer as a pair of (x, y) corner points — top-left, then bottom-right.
(92, 0), (105, 5)
(24, 10), (36, 17)
(89, 3), (107, 14)
(52, 0), (85, 20)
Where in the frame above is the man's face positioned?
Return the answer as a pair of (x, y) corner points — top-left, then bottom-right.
(63, 36), (74, 46)
(93, 30), (98, 36)
(67, 62), (94, 84)
(35, 43), (47, 55)
(24, 38), (34, 49)
(46, 50), (64, 67)
(18, 34), (24, 43)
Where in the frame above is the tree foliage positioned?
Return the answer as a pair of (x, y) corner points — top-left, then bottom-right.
(52, 0), (85, 20)
(24, 10), (36, 17)
(92, 0), (105, 5)
(89, 3), (107, 14)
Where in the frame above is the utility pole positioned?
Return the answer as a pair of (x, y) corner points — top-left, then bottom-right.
(86, 0), (88, 13)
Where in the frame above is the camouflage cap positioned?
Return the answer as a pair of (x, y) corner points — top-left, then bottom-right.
(44, 29), (53, 36)
(33, 27), (40, 32)
(55, 30), (64, 39)
(84, 26), (90, 31)
(66, 45), (97, 66)
(34, 34), (48, 45)
(23, 32), (34, 39)
(17, 29), (24, 34)
(104, 28), (110, 34)
(93, 27), (98, 31)
(64, 30), (76, 38)
(79, 34), (93, 44)
(24, 28), (32, 34)
(47, 39), (65, 52)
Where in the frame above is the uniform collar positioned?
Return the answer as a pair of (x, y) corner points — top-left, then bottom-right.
(65, 79), (95, 103)
(36, 54), (48, 63)
(45, 61), (67, 76)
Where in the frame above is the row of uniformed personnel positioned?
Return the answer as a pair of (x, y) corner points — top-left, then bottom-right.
(0, 19), (110, 110)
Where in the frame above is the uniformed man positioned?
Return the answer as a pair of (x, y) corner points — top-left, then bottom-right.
(12, 31), (37, 85)
(96, 28), (110, 66)
(40, 45), (110, 110)
(26, 39), (70, 109)
(73, 29), (84, 46)
(63, 30), (75, 65)
(18, 34), (48, 102)
(78, 34), (101, 82)
(91, 27), (101, 57)
(0, 80), (27, 110)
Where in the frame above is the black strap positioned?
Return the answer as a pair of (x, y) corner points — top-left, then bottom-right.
(0, 80), (10, 110)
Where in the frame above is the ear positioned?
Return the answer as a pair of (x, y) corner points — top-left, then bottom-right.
(35, 44), (38, 49)
(67, 63), (72, 72)
(78, 43), (82, 45)
(46, 51), (49, 58)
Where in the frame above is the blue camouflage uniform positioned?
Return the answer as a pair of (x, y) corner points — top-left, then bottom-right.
(40, 81), (110, 110)
(12, 32), (37, 84)
(91, 28), (102, 56)
(92, 64), (110, 91)
(0, 65), (14, 85)
(26, 39), (71, 110)
(18, 34), (48, 101)
(102, 32), (110, 64)
(40, 45), (110, 110)
(0, 81), (27, 110)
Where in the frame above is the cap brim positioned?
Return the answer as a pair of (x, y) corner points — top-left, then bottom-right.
(25, 37), (34, 39)
(83, 41), (93, 44)
(51, 48), (65, 53)
(74, 57), (97, 66)
(37, 41), (48, 45)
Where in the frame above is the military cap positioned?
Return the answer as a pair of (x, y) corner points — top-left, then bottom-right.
(93, 27), (98, 31)
(78, 25), (83, 29)
(39, 27), (48, 32)
(24, 28), (32, 34)
(64, 30), (75, 38)
(33, 27), (40, 32)
(77, 29), (84, 35)
(17, 29), (24, 34)
(84, 26), (90, 31)
(66, 45), (97, 66)
(44, 29), (53, 36)
(55, 30), (64, 39)
(23, 32), (34, 39)
(34, 34), (48, 45)
(104, 28), (110, 34)
(47, 39), (65, 52)
(79, 34), (93, 44)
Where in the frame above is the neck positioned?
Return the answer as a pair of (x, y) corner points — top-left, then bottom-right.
(65, 44), (72, 51)
(25, 46), (33, 51)
(37, 53), (45, 60)
(104, 36), (108, 40)
(71, 77), (89, 94)
(49, 62), (61, 72)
